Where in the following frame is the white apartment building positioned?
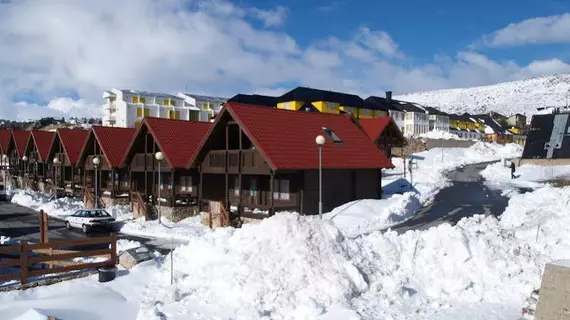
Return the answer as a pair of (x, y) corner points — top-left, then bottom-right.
(388, 109), (405, 133)
(398, 102), (429, 137)
(102, 89), (227, 128)
(424, 107), (450, 132)
(176, 93), (227, 122)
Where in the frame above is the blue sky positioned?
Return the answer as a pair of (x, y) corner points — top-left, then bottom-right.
(0, 0), (570, 120)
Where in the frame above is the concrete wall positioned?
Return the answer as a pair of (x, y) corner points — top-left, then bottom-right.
(424, 138), (477, 150)
(535, 261), (570, 320)
(519, 158), (570, 166)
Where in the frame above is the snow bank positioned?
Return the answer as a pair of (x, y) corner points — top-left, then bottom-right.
(482, 162), (570, 195)
(327, 142), (523, 236)
(10, 189), (132, 221)
(419, 130), (465, 140)
(120, 216), (209, 242)
(137, 213), (369, 319)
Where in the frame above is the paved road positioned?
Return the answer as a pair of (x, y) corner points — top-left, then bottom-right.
(0, 202), (173, 254)
(386, 161), (524, 234)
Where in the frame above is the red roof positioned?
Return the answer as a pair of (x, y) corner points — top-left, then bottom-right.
(142, 118), (211, 168)
(204, 102), (393, 170)
(0, 130), (12, 154)
(31, 130), (56, 162)
(92, 126), (136, 167)
(12, 130), (31, 157)
(358, 116), (405, 142)
(57, 128), (90, 165)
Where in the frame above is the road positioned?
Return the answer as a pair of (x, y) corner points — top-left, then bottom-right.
(386, 161), (526, 234)
(0, 202), (173, 254)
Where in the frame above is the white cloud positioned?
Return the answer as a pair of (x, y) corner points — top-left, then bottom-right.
(250, 6), (288, 27)
(0, 0), (569, 121)
(481, 13), (570, 47)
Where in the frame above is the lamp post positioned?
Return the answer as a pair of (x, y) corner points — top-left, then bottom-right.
(53, 157), (60, 199)
(22, 156), (28, 176)
(315, 135), (325, 220)
(155, 151), (164, 224)
(93, 157), (100, 208)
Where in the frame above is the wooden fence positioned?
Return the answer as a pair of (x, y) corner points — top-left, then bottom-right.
(0, 233), (117, 285)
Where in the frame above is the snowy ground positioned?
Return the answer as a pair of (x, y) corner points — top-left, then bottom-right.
(326, 142), (523, 237)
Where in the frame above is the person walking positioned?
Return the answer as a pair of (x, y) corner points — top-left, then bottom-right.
(510, 161), (516, 179)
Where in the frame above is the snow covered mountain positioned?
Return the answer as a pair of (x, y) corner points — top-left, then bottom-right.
(395, 74), (570, 116)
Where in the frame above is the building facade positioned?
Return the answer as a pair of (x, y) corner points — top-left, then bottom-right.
(424, 107), (450, 132)
(103, 89), (195, 128)
(177, 93), (227, 122)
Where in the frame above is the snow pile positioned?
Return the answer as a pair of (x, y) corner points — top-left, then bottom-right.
(137, 213), (369, 319)
(116, 239), (142, 253)
(10, 189), (132, 221)
(327, 142), (523, 236)
(418, 130), (465, 140)
(326, 195), (421, 237)
(120, 216), (209, 242)
(0, 235), (10, 245)
(482, 162), (570, 195)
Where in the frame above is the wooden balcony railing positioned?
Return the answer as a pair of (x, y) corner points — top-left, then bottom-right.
(202, 150), (267, 173)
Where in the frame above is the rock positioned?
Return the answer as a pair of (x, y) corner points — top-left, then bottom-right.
(118, 246), (154, 269)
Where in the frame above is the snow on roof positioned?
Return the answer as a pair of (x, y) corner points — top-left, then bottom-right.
(120, 89), (180, 99)
(183, 93), (227, 103)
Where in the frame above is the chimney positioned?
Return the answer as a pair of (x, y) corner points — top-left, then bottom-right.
(385, 91), (392, 102)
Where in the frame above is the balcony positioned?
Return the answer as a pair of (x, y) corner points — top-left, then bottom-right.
(130, 153), (171, 171)
(85, 155), (109, 170)
(104, 103), (117, 111)
(103, 114), (116, 124)
(201, 150), (269, 174)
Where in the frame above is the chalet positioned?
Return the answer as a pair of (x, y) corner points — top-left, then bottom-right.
(192, 102), (393, 218)
(520, 113), (570, 166)
(277, 87), (382, 119)
(23, 130), (55, 190)
(78, 126), (136, 207)
(123, 117), (211, 220)
(0, 130), (12, 170)
(46, 128), (90, 196)
(358, 117), (407, 159)
(10, 130), (31, 184)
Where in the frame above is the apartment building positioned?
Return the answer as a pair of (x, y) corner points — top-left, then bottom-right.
(365, 92), (404, 132)
(397, 102), (429, 137)
(424, 106), (450, 132)
(177, 93), (227, 122)
(102, 89), (187, 128)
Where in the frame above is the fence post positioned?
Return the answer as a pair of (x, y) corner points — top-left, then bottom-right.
(39, 210), (48, 244)
(110, 233), (117, 266)
(20, 241), (29, 285)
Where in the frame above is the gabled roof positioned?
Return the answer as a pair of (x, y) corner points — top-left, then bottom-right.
(57, 128), (90, 165)
(395, 101), (426, 113)
(195, 102), (393, 170)
(139, 117), (211, 168)
(358, 117), (405, 143)
(279, 87), (365, 108)
(472, 114), (508, 134)
(0, 130), (12, 154)
(12, 130), (31, 157)
(90, 126), (136, 168)
(364, 96), (399, 112)
(227, 94), (279, 107)
(423, 106), (448, 116)
(31, 130), (56, 162)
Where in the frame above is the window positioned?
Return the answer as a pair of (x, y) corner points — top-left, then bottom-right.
(233, 177), (240, 196)
(359, 108), (371, 116)
(163, 98), (170, 106)
(175, 111), (180, 120)
(133, 96), (139, 104)
(136, 108), (143, 117)
(273, 178), (290, 200)
(250, 177), (258, 197)
(140, 97), (146, 104)
(144, 108), (150, 117)
(280, 102), (292, 110)
(322, 127), (343, 144)
(181, 176), (193, 192)
(171, 100), (177, 107)
(135, 121), (141, 128)
(189, 110), (200, 121)
(324, 102), (338, 111)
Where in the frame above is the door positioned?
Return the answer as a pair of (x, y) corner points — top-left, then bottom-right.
(250, 176), (258, 206)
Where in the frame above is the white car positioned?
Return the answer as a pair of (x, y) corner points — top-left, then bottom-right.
(65, 209), (116, 233)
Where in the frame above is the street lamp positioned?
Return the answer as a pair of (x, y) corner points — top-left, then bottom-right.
(53, 157), (60, 199)
(315, 135), (325, 220)
(22, 156), (28, 176)
(155, 151), (164, 224)
(93, 157), (100, 208)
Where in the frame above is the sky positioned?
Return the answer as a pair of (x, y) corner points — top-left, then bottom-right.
(1, 0), (570, 121)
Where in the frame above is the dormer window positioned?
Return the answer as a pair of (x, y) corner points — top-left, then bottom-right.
(322, 127), (343, 144)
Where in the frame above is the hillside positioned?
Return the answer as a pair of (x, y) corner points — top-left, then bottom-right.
(395, 74), (570, 116)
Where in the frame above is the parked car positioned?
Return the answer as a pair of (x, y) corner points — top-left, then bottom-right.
(65, 209), (116, 233)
